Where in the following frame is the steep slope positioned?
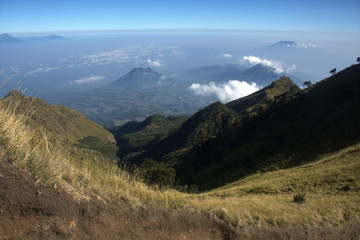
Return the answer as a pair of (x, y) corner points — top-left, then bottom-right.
(226, 76), (300, 114)
(122, 102), (240, 164)
(0, 90), (117, 161)
(0, 152), (240, 239)
(109, 114), (188, 159)
(168, 102), (239, 148)
(175, 64), (360, 190)
(118, 77), (299, 165)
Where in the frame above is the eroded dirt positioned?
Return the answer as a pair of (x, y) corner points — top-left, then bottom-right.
(0, 153), (359, 240)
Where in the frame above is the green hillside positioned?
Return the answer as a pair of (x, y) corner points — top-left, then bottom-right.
(109, 114), (188, 161)
(0, 90), (118, 161)
(175, 64), (360, 190)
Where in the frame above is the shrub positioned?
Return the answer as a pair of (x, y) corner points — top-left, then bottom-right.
(143, 167), (176, 187)
(293, 193), (306, 203)
(140, 159), (176, 187)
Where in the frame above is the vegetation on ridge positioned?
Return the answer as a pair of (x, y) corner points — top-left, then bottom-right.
(0, 90), (118, 162)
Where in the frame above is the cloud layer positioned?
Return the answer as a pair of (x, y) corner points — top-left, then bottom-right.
(240, 55), (296, 74)
(27, 67), (60, 75)
(189, 80), (260, 103)
(73, 76), (105, 84)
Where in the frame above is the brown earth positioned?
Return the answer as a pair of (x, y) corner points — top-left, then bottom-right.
(0, 152), (359, 240)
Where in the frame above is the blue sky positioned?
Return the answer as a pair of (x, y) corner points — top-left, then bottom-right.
(0, 0), (359, 33)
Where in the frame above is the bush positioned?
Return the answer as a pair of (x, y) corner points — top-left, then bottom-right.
(140, 159), (176, 187)
(293, 193), (306, 203)
(143, 167), (175, 187)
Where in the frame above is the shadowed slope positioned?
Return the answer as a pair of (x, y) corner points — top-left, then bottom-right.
(175, 64), (360, 190)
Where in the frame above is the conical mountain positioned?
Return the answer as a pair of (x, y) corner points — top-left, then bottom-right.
(216, 63), (282, 86)
(108, 67), (165, 89)
(0, 33), (20, 42)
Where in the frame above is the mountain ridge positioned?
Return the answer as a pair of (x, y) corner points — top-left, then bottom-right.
(226, 76), (300, 114)
(174, 64), (360, 190)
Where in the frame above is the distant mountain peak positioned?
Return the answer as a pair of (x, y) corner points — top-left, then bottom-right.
(46, 35), (66, 40)
(249, 63), (275, 71)
(0, 33), (20, 42)
(108, 67), (164, 88)
(272, 41), (298, 47)
(129, 67), (159, 75)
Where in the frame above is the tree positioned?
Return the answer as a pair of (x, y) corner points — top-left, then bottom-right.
(357, 57), (360, 63)
(330, 68), (336, 75)
(140, 158), (176, 187)
(303, 80), (312, 87)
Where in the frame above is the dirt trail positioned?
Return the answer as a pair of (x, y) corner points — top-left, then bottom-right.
(0, 153), (359, 240)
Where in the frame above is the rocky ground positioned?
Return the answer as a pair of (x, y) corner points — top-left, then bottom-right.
(0, 151), (359, 240)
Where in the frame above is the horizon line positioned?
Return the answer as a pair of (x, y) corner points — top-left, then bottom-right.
(5, 28), (360, 37)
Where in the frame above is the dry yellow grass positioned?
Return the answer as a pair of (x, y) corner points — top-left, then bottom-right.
(1, 92), (359, 229)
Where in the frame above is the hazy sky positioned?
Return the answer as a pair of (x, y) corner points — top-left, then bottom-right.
(0, 0), (359, 33)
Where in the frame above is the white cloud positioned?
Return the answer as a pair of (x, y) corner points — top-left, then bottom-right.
(9, 66), (21, 72)
(67, 63), (76, 68)
(81, 49), (130, 65)
(297, 43), (318, 48)
(240, 56), (296, 74)
(286, 64), (296, 72)
(189, 80), (260, 103)
(223, 53), (233, 58)
(27, 67), (60, 75)
(73, 76), (105, 84)
(147, 59), (162, 67)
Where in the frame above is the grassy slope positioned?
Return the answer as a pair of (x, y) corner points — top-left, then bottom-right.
(0, 90), (118, 161)
(195, 143), (360, 227)
(1, 88), (359, 229)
